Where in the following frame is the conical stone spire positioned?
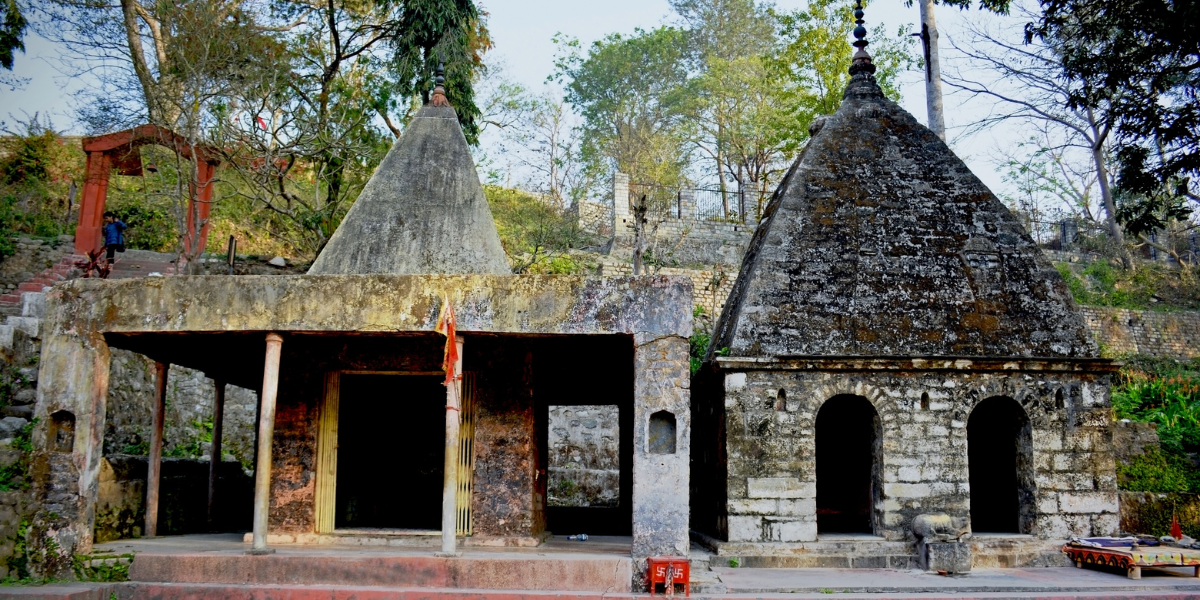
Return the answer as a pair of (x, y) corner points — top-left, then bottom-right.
(706, 5), (1096, 360)
(308, 73), (510, 275)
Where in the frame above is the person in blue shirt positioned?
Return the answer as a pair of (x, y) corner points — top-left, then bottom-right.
(102, 211), (126, 267)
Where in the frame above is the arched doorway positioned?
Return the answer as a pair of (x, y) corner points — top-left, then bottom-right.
(815, 395), (880, 534)
(967, 396), (1034, 533)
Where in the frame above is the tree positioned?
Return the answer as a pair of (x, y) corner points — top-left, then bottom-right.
(496, 89), (587, 207)
(1, 0), (26, 71)
(942, 6), (1132, 263)
(774, 0), (915, 127)
(671, 0), (776, 217)
(386, 0), (492, 145)
(556, 28), (692, 192)
(1030, 0), (1199, 206)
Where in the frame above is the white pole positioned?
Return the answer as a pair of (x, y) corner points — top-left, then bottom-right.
(918, 0), (946, 141)
(250, 332), (283, 554)
(440, 336), (465, 556)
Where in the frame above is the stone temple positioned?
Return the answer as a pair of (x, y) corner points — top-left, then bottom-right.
(27, 77), (691, 582)
(690, 25), (1117, 569)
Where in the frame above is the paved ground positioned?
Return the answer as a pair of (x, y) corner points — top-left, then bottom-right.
(714, 566), (1200, 594)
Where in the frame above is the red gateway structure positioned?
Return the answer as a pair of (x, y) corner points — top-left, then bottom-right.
(76, 124), (220, 257)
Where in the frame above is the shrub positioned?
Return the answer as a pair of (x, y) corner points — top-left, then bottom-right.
(1118, 448), (1199, 493)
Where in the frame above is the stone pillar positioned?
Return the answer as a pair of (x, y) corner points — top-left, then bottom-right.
(250, 333), (283, 554)
(29, 331), (112, 577)
(631, 334), (690, 585)
(1060, 219), (1078, 251)
(184, 161), (216, 257)
(145, 362), (169, 537)
(75, 151), (111, 255)
(207, 379), (226, 530)
(440, 336), (465, 556)
(678, 189), (695, 221)
(613, 173), (631, 233)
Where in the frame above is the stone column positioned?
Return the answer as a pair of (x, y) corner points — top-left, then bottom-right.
(207, 379), (226, 530)
(613, 173), (631, 233)
(145, 362), (169, 537)
(29, 331), (112, 577)
(678, 189), (695, 221)
(631, 334), (691, 584)
(250, 333), (283, 554)
(75, 151), (111, 255)
(440, 336), (465, 556)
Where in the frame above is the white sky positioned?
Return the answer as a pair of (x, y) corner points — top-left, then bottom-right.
(0, 0), (1027, 198)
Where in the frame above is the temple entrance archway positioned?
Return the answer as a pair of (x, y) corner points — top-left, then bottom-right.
(815, 395), (881, 534)
(968, 396), (1034, 534)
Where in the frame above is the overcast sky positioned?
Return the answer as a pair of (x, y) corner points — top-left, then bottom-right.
(0, 0), (1025, 198)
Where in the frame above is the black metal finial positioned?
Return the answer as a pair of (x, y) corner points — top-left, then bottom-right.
(430, 61), (451, 106)
(848, 0), (876, 78)
(852, 0), (868, 51)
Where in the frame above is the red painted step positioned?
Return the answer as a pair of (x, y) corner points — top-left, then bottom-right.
(17, 282), (48, 292)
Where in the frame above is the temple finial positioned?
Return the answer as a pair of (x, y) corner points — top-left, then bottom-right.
(849, 0), (876, 76)
(430, 62), (451, 107)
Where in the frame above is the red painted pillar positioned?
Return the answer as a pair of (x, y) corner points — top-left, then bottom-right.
(76, 151), (111, 255)
(185, 161), (215, 256)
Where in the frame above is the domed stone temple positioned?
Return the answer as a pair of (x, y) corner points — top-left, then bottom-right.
(690, 11), (1117, 569)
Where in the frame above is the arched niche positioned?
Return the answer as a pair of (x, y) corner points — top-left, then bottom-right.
(648, 410), (676, 455)
(48, 410), (76, 453)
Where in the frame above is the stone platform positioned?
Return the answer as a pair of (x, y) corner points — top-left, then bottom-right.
(94, 533), (634, 591)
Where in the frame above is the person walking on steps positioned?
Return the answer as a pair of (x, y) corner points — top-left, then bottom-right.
(102, 211), (126, 268)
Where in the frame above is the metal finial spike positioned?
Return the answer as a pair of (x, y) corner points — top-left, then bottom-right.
(430, 61), (451, 107)
(852, 0), (869, 50)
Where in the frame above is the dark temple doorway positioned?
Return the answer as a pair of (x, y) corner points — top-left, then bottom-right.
(815, 395), (880, 534)
(336, 373), (444, 530)
(968, 396), (1033, 533)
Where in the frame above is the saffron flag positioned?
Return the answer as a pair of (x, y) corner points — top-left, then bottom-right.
(256, 116), (268, 130)
(1172, 513), (1183, 540)
(435, 296), (458, 386)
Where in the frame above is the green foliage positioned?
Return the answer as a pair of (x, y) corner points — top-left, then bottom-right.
(388, 0), (491, 145)
(556, 27), (693, 189)
(0, 117), (82, 251)
(772, 0), (917, 124)
(1113, 356), (1200, 453)
(72, 554), (133, 582)
(0, 419), (34, 492)
(1, 520), (31, 582)
(690, 332), (710, 376)
(484, 185), (590, 274)
(0, 0), (27, 71)
(728, 558), (740, 567)
(1118, 448), (1199, 493)
(121, 441), (149, 455)
(1054, 259), (1200, 311)
(1032, 0), (1198, 196)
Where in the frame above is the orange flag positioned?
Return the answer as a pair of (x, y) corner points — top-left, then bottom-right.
(1172, 512), (1183, 540)
(435, 296), (458, 386)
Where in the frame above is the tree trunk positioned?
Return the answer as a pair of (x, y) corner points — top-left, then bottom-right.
(917, 0), (946, 141)
(1092, 142), (1133, 268)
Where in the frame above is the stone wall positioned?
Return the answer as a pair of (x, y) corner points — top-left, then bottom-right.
(597, 259), (736, 319)
(701, 365), (1116, 567)
(1080, 307), (1200, 360)
(548, 405), (620, 507)
(94, 455), (253, 542)
(105, 349), (258, 468)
